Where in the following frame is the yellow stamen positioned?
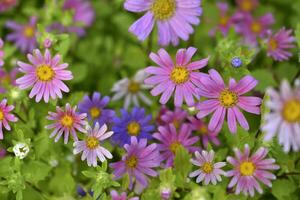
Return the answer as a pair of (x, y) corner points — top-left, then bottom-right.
(170, 66), (189, 84)
(282, 99), (300, 123)
(36, 64), (55, 81)
(219, 89), (238, 108)
(90, 107), (101, 119)
(23, 26), (35, 38)
(239, 161), (255, 176)
(126, 155), (138, 168)
(86, 136), (99, 149)
(127, 121), (141, 136)
(60, 114), (74, 128)
(0, 110), (4, 121)
(151, 0), (176, 20)
(240, 0), (254, 12)
(268, 39), (278, 51)
(202, 162), (213, 173)
(128, 81), (140, 93)
(219, 16), (229, 26)
(169, 141), (181, 154)
(250, 21), (262, 34)
(199, 126), (208, 135)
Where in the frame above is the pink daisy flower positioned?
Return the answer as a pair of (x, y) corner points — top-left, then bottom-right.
(124, 0), (202, 46)
(266, 28), (295, 61)
(73, 123), (113, 167)
(0, 99), (18, 140)
(153, 124), (199, 167)
(16, 49), (73, 102)
(0, 0), (17, 12)
(196, 69), (262, 134)
(236, 0), (258, 13)
(226, 144), (280, 197)
(46, 103), (87, 144)
(188, 116), (220, 148)
(210, 3), (234, 36)
(189, 150), (226, 185)
(160, 107), (187, 128)
(110, 190), (139, 200)
(145, 47), (209, 107)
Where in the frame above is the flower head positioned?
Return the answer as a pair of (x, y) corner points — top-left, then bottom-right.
(13, 142), (30, 159)
(112, 69), (152, 109)
(46, 103), (87, 144)
(0, 0), (17, 12)
(73, 123), (113, 167)
(16, 49), (73, 102)
(262, 80), (300, 152)
(145, 47), (209, 107)
(112, 107), (154, 146)
(266, 28), (295, 61)
(78, 92), (115, 126)
(6, 16), (37, 53)
(197, 69), (261, 134)
(0, 38), (4, 67)
(0, 99), (18, 140)
(0, 68), (19, 93)
(211, 3), (234, 36)
(0, 147), (6, 158)
(110, 190), (139, 200)
(236, 0), (258, 13)
(160, 107), (187, 128)
(231, 57), (243, 68)
(110, 137), (161, 192)
(153, 124), (199, 167)
(189, 150), (226, 185)
(124, 0), (202, 46)
(226, 144), (279, 197)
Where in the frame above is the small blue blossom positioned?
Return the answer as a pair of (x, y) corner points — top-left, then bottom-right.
(231, 57), (243, 68)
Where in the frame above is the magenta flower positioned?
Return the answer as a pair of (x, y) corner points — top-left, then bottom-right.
(110, 137), (161, 193)
(0, 0), (17, 12)
(110, 190), (139, 200)
(0, 68), (18, 93)
(153, 124), (199, 167)
(16, 49), (73, 102)
(226, 144), (279, 197)
(189, 150), (226, 185)
(6, 16), (37, 53)
(0, 147), (6, 158)
(0, 99), (18, 140)
(46, 103), (87, 144)
(236, 0), (258, 13)
(188, 116), (220, 148)
(160, 107), (187, 128)
(197, 69), (261, 134)
(0, 38), (4, 67)
(73, 123), (113, 167)
(145, 47), (209, 107)
(266, 28), (295, 61)
(210, 3), (234, 36)
(124, 0), (202, 46)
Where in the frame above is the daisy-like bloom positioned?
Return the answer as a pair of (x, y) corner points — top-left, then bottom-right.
(160, 107), (187, 128)
(13, 142), (30, 159)
(236, 0), (258, 13)
(145, 47), (209, 107)
(73, 123), (113, 167)
(197, 69), (262, 134)
(110, 137), (161, 192)
(189, 150), (226, 185)
(210, 3), (233, 36)
(0, 99), (18, 140)
(6, 16), (37, 53)
(110, 190), (139, 200)
(16, 49), (73, 102)
(78, 92), (115, 126)
(112, 107), (154, 146)
(262, 80), (300, 152)
(266, 28), (295, 61)
(153, 124), (199, 167)
(226, 144), (279, 197)
(0, 38), (4, 67)
(0, 68), (19, 93)
(124, 0), (202, 46)
(188, 116), (220, 148)
(0, 0), (17, 13)
(112, 69), (152, 109)
(0, 147), (6, 158)
(46, 103), (87, 144)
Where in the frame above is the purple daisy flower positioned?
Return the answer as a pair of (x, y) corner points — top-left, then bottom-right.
(112, 107), (154, 146)
(189, 150), (226, 185)
(0, 68), (19, 93)
(16, 49), (73, 103)
(188, 116), (220, 148)
(110, 190), (139, 200)
(266, 28), (295, 61)
(0, 38), (4, 67)
(0, 0), (17, 13)
(236, 0), (258, 13)
(73, 123), (113, 167)
(197, 69), (262, 134)
(46, 103), (87, 144)
(160, 107), (187, 129)
(210, 3), (234, 36)
(78, 92), (115, 126)
(145, 47), (209, 107)
(110, 137), (161, 193)
(153, 124), (199, 167)
(0, 99), (18, 140)
(124, 0), (202, 46)
(6, 16), (37, 53)
(226, 144), (279, 197)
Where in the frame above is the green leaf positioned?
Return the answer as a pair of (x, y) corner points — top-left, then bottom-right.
(173, 146), (192, 188)
(22, 161), (51, 185)
(49, 166), (75, 195)
(252, 69), (277, 92)
(272, 179), (297, 200)
(295, 23), (300, 48)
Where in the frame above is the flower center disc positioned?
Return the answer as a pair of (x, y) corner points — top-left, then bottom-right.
(219, 89), (238, 108)
(239, 161), (255, 176)
(36, 64), (55, 81)
(170, 66), (189, 84)
(219, 16), (229, 26)
(86, 136), (99, 149)
(127, 121), (141, 136)
(268, 39), (278, 51)
(241, 0), (254, 12)
(60, 114), (74, 128)
(128, 81), (140, 93)
(202, 162), (213, 173)
(90, 107), (101, 118)
(126, 155), (138, 168)
(250, 22), (262, 34)
(151, 0), (176, 20)
(169, 141), (181, 154)
(199, 125), (208, 135)
(0, 110), (4, 121)
(282, 99), (300, 123)
(23, 26), (35, 38)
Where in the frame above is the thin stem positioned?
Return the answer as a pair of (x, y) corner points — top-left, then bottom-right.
(277, 172), (300, 179)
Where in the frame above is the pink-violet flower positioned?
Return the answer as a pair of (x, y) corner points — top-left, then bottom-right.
(236, 0), (258, 13)
(110, 190), (139, 200)
(160, 107), (187, 128)
(210, 3), (234, 36)
(0, 99), (18, 140)
(0, 0), (17, 13)
(0, 38), (4, 67)
(0, 68), (19, 93)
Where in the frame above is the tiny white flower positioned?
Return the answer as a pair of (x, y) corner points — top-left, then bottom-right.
(111, 69), (152, 109)
(49, 159), (59, 167)
(13, 143), (30, 159)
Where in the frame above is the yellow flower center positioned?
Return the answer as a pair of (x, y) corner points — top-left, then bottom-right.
(250, 21), (262, 34)
(169, 141), (181, 154)
(23, 26), (35, 38)
(0, 110), (4, 121)
(282, 100), (300, 123)
(219, 16), (229, 26)
(86, 136), (99, 149)
(173, 120), (180, 129)
(127, 121), (141, 136)
(170, 66), (189, 84)
(36, 64), (55, 81)
(60, 114), (74, 128)
(199, 126), (208, 135)
(268, 39), (278, 51)
(128, 81), (140, 93)
(240, 0), (254, 12)
(219, 89), (238, 108)
(90, 107), (101, 119)
(239, 161), (255, 176)
(126, 155), (138, 168)
(151, 0), (176, 20)
(202, 162), (213, 174)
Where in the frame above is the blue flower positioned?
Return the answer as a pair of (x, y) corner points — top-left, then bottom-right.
(231, 57), (243, 68)
(112, 107), (154, 146)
